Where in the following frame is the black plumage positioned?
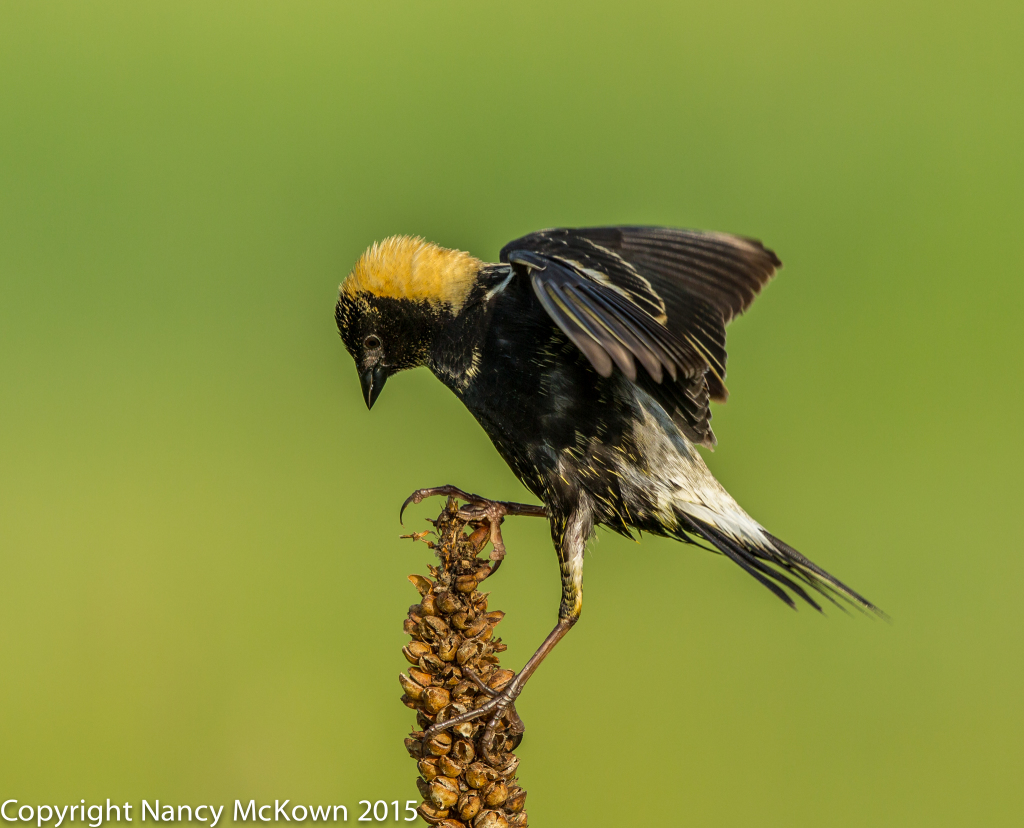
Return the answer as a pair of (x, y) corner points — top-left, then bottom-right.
(336, 226), (881, 740)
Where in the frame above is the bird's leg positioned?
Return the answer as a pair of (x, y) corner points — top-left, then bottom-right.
(427, 617), (577, 755)
(400, 485), (547, 562)
(425, 507), (589, 754)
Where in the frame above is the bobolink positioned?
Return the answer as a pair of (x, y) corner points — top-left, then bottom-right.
(335, 226), (879, 738)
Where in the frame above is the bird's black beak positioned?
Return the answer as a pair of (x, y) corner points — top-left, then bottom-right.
(360, 365), (387, 410)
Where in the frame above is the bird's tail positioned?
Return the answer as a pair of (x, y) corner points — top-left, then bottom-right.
(671, 507), (882, 615)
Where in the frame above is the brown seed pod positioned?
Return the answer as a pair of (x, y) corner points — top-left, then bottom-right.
(400, 673), (425, 700)
(423, 686), (451, 715)
(418, 757), (440, 781)
(464, 615), (490, 638)
(456, 640), (480, 666)
(404, 641), (432, 663)
(472, 811), (509, 828)
(429, 776), (461, 810)
(424, 616), (451, 637)
(437, 637), (460, 662)
(487, 670), (515, 693)
(424, 731), (452, 756)
(483, 781), (508, 807)
(409, 575), (433, 596)
(421, 653), (445, 674)
(504, 787), (525, 814)
(416, 801), (449, 824)
(438, 755), (464, 777)
(437, 591), (461, 614)
(452, 739), (475, 764)
(465, 762), (499, 790)
(401, 498), (528, 826)
(457, 792), (481, 821)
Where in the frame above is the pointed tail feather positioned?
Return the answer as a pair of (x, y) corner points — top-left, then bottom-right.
(674, 510), (884, 616)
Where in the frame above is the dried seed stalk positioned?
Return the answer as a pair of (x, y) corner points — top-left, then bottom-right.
(400, 498), (528, 828)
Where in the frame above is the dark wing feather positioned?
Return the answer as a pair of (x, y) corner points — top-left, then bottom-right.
(501, 226), (781, 446)
(611, 226), (780, 322)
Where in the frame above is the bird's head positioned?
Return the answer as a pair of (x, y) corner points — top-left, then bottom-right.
(335, 235), (484, 409)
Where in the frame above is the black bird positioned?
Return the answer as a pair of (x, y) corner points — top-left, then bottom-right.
(335, 226), (879, 739)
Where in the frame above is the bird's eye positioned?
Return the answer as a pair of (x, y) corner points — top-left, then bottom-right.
(364, 334), (382, 350)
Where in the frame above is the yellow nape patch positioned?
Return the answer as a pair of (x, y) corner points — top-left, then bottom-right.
(341, 235), (483, 311)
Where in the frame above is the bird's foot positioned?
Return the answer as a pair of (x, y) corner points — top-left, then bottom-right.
(428, 671), (525, 764)
(463, 667), (525, 742)
(400, 485), (546, 562)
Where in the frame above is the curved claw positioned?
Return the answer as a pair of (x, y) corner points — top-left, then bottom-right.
(398, 491), (421, 525)
(481, 704), (525, 766)
(399, 485), (478, 525)
(400, 485), (548, 526)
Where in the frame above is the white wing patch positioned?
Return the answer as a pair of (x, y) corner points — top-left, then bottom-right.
(616, 387), (771, 549)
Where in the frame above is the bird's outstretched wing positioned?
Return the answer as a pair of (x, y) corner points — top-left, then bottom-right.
(500, 226), (781, 447)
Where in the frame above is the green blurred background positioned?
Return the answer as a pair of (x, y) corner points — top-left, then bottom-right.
(1, 2), (1021, 825)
